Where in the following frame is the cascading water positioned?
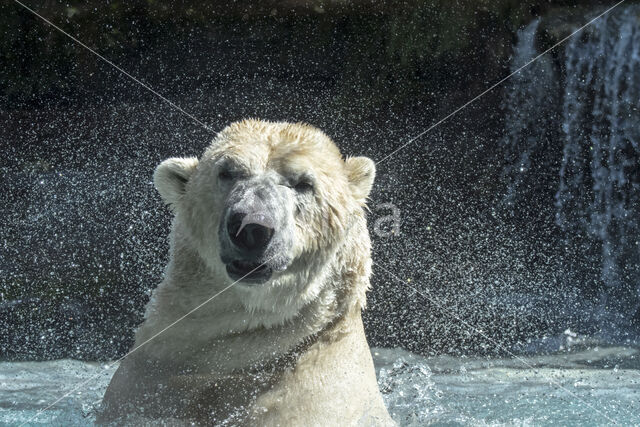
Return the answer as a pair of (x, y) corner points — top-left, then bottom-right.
(501, 18), (558, 206)
(503, 6), (640, 336)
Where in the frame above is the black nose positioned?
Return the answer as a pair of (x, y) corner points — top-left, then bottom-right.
(227, 213), (274, 253)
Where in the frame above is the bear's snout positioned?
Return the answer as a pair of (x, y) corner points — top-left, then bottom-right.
(227, 212), (275, 254)
(217, 176), (295, 284)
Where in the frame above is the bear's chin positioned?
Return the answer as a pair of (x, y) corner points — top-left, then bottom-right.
(225, 260), (273, 284)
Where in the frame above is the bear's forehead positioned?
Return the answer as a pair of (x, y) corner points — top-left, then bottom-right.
(208, 120), (346, 175)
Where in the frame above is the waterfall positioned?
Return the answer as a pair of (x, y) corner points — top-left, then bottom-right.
(503, 7), (640, 335)
(501, 18), (559, 208)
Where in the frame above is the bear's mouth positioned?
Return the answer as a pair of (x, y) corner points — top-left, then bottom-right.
(226, 260), (273, 284)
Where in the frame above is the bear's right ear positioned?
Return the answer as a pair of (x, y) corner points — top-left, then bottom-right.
(153, 157), (199, 207)
(345, 156), (376, 205)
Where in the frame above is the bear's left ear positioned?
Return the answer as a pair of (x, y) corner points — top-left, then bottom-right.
(345, 156), (376, 205)
(154, 157), (199, 207)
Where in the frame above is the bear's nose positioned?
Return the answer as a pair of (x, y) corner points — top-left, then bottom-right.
(227, 212), (274, 254)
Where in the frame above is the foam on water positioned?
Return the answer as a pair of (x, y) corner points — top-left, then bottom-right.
(2, 347), (638, 426)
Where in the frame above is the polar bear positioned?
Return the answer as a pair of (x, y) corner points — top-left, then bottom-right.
(98, 119), (394, 426)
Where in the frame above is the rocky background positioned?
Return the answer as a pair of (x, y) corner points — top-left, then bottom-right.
(1, 0), (638, 360)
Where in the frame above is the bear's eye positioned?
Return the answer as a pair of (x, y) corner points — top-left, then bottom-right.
(218, 169), (234, 181)
(294, 181), (314, 193)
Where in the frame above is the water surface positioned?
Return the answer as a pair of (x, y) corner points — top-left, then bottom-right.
(2, 346), (638, 426)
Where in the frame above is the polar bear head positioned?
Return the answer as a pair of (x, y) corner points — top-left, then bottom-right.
(153, 120), (375, 316)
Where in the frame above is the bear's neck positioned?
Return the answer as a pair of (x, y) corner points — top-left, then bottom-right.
(134, 217), (371, 374)
(134, 258), (361, 374)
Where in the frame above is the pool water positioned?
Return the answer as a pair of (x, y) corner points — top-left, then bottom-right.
(1, 346), (639, 426)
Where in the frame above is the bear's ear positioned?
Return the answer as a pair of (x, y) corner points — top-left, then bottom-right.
(153, 157), (199, 207)
(345, 156), (376, 205)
